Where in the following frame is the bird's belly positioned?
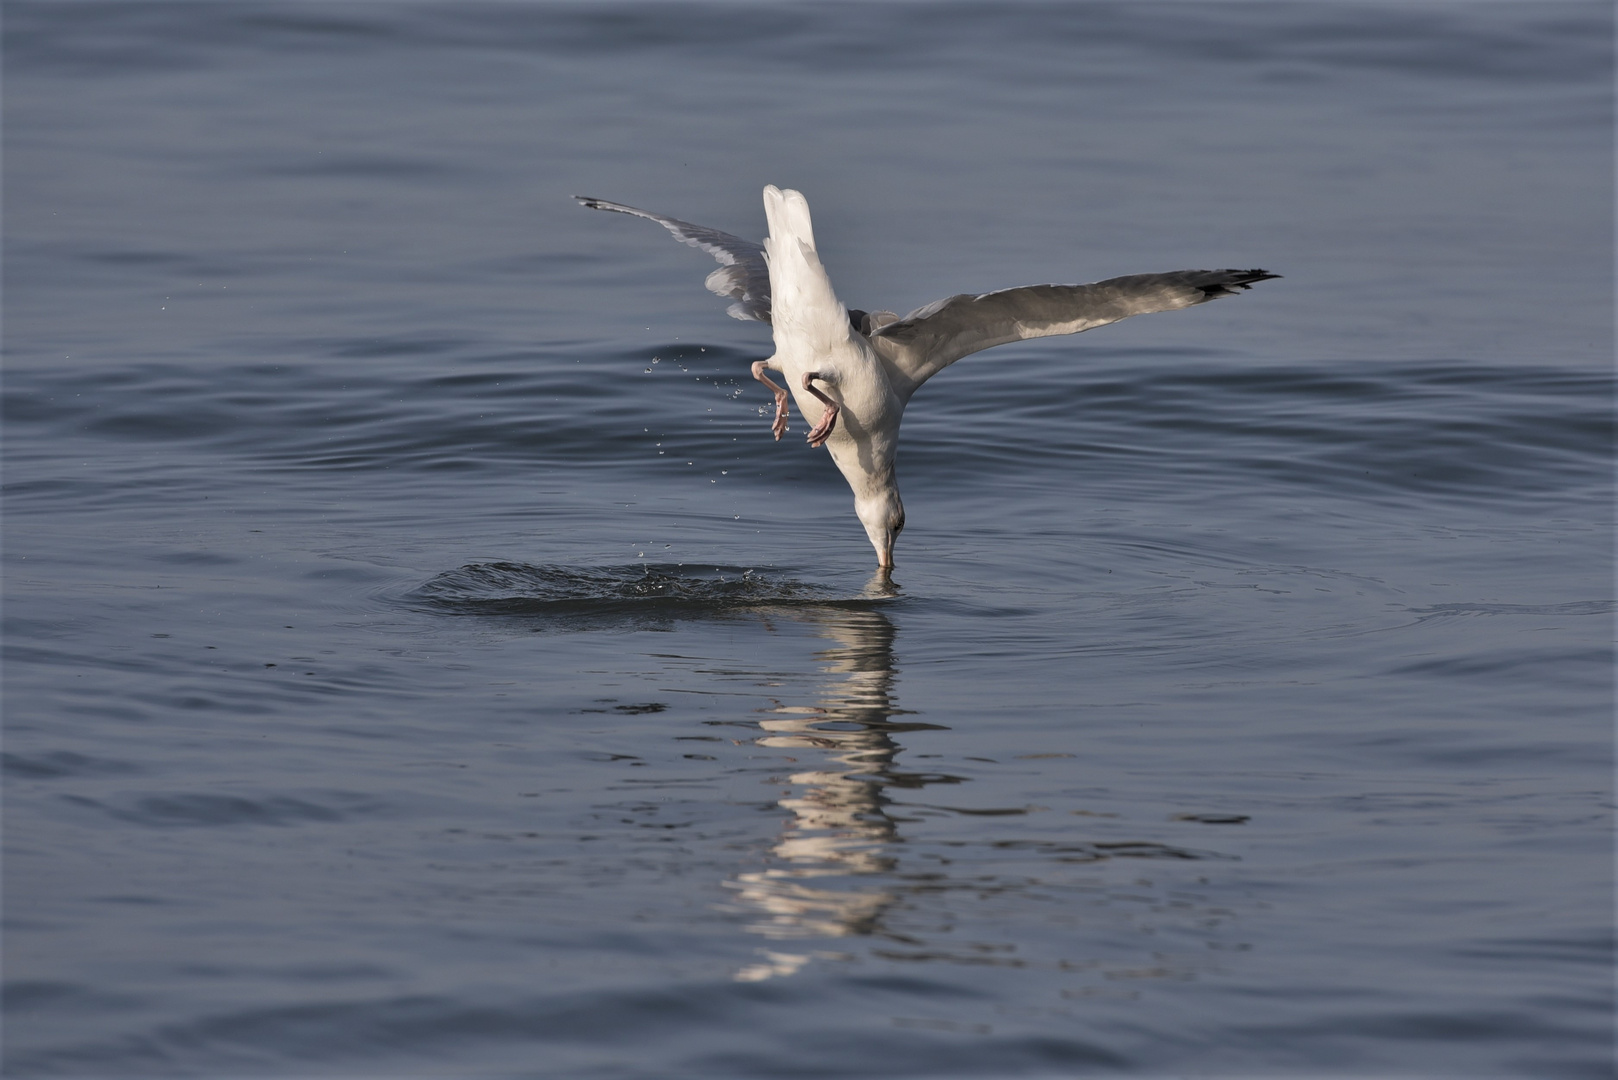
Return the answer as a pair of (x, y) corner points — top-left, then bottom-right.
(780, 348), (891, 420)
(790, 379), (895, 441)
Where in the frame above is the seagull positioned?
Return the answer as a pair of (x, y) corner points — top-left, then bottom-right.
(577, 186), (1277, 569)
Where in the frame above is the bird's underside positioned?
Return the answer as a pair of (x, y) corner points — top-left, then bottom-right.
(575, 188), (1277, 567)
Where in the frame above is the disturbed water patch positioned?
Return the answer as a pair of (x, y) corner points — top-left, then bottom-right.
(402, 562), (895, 623)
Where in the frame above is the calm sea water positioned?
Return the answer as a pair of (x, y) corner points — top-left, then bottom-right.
(4, 3), (1612, 1077)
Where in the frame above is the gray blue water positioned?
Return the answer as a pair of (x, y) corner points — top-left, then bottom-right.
(4, 3), (1612, 1077)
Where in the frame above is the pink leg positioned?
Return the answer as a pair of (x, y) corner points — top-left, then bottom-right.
(801, 372), (840, 448)
(751, 361), (790, 441)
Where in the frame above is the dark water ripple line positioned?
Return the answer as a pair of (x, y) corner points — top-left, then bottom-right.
(1406, 600), (1615, 621)
(948, 837), (1237, 863)
(2, 750), (141, 780)
(60, 790), (386, 829)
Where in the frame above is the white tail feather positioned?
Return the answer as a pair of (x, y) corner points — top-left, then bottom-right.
(762, 186), (849, 354)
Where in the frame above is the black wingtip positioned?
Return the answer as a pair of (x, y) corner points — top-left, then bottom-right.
(1215, 269), (1282, 296)
(1194, 269), (1281, 300)
(1236, 269), (1282, 287)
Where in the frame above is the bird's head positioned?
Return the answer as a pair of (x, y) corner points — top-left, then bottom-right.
(855, 490), (905, 568)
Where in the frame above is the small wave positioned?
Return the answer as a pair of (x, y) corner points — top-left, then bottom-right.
(987, 839), (1237, 863)
(2, 751), (139, 780)
(60, 791), (381, 828)
(403, 562), (888, 619)
(1408, 600), (1615, 621)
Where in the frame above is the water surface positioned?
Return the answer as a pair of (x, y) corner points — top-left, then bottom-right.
(4, 3), (1612, 1077)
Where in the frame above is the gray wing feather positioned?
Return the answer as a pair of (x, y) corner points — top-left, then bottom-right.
(574, 196), (772, 323)
(870, 269), (1279, 391)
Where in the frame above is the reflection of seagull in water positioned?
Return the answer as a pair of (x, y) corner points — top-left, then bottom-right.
(725, 602), (945, 978)
(578, 186), (1278, 568)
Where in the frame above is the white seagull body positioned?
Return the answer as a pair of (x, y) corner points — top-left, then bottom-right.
(577, 185), (1277, 569)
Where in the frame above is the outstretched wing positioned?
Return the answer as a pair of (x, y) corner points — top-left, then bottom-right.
(869, 269), (1279, 394)
(574, 196), (772, 323)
